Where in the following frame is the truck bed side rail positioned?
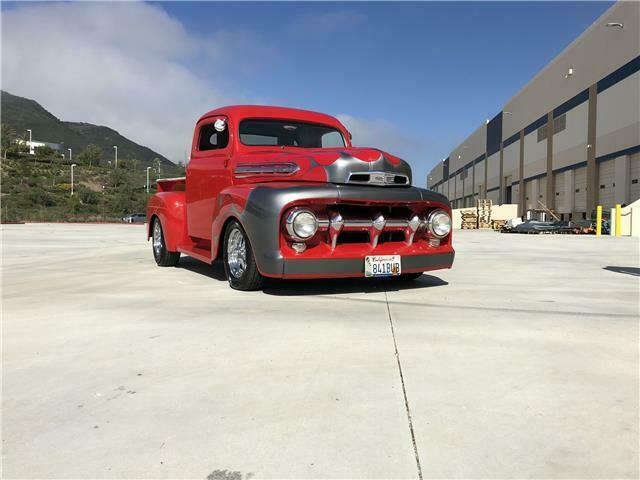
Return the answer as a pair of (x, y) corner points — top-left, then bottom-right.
(156, 177), (186, 192)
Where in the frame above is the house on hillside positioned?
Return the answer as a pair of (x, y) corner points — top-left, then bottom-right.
(16, 139), (65, 155)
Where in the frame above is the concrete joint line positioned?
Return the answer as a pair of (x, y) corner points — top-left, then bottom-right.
(384, 290), (423, 480)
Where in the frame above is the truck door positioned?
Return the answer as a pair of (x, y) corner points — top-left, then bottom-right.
(186, 115), (232, 240)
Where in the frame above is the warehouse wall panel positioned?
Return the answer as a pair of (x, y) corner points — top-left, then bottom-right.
(451, 124), (487, 173)
(474, 159), (485, 195)
(455, 170), (464, 200)
(523, 130), (547, 179)
(428, 162), (444, 187)
(596, 71), (640, 158)
(464, 167), (473, 200)
(503, 140), (520, 181)
(486, 152), (500, 190)
(553, 101), (589, 170)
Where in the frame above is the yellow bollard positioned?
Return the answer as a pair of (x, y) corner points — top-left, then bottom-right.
(596, 206), (602, 236)
(615, 204), (621, 237)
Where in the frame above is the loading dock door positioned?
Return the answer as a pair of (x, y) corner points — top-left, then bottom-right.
(538, 176), (547, 207)
(525, 180), (535, 210)
(630, 152), (640, 204)
(504, 175), (513, 204)
(598, 159), (615, 209)
(574, 166), (587, 213)
(555, 171), (566, 213)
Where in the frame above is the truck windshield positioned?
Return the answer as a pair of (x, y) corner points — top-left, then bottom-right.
(239, 119), (345, 148)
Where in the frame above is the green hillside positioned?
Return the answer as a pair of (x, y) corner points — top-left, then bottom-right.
(1, 90), (173, 167)
(1, 156), (162, 222)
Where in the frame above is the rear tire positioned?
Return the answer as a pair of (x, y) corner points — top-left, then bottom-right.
(223, 220), (263, 291)
(152, 217), (180, 267)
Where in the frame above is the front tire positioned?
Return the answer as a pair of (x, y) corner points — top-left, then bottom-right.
(223, 220), (263, 291)
(152, 217), (180, 267)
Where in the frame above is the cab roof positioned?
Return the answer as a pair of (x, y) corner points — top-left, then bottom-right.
(198, 105), (348, 133)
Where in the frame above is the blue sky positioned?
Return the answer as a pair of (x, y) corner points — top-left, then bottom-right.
(3, 1), (613, 183)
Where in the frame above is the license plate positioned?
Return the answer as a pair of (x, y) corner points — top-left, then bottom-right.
(365, 255), (401, 277)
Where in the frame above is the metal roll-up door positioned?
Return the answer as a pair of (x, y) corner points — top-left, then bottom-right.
(598, 159), (615, 209)
(538, 176), (547, 207)
(525, 180), (535, 210)
(630, 152), (640, 204)
(554, 171), (566, 213)
(574, 166), (587, 213)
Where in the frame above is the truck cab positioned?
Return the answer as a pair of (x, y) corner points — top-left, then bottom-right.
(147, 105), (454, 290)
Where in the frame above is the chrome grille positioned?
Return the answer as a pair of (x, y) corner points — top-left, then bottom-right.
(317, 211), (426, 249)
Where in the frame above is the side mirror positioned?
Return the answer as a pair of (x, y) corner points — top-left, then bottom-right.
(348, 131), (353, 140)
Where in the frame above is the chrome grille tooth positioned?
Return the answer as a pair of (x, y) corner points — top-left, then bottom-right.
(329, 213), (344, 251)
(369, 214), (386, 248)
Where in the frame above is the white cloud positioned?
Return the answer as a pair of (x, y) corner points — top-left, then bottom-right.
(1, 2), (267, 163)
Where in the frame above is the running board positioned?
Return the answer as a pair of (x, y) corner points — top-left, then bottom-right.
(177, 245), (212, 264)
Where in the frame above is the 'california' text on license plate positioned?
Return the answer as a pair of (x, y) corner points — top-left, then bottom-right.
(365, 255), (401, 277)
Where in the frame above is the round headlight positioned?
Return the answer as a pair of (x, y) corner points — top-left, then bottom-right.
(428, 209), (451, 238)
(286, 209), (318, 240)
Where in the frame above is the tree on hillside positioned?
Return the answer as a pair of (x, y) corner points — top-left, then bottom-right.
(1, 123), (16, 158)
(109, 168), (127, 188)
(77, 144), (102, 166)
(34, 145), (56, 163)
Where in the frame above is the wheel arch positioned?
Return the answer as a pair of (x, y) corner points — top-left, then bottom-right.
(146, 192), (187, 252)
(214, 214), (242, 261)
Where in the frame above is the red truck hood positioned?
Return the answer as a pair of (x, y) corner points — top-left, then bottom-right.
(232, 147), (413, 186)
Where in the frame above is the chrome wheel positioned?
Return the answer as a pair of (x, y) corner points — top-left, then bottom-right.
(226, 227), (247, 278)
(152, 219), (162, 257)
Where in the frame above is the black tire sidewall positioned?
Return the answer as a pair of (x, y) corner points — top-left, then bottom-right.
(223, 220), (262, 290)
(152, 217), (179, 267)
(152, 217), (165, 263)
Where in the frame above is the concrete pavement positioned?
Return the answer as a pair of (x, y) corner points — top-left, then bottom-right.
(2, 224), (638, 479)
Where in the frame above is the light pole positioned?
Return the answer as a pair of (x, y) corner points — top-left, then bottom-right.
(146, 166), (152, 193)
(113, 145), (118, 168)
(68, 148), (72, 163)
(26, 129), (32, 154)
(70, 163), (77, 196)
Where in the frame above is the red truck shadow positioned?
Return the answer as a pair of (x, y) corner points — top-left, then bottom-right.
(176, 256), (447, 295)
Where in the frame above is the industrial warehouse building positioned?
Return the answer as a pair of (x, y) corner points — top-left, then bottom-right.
(427, 1), (639, 220)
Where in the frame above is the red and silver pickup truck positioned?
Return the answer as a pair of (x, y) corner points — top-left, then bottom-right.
(147, 105), (454, 290)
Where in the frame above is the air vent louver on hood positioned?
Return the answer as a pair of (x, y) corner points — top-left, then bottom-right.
(347, 171), (410, 186)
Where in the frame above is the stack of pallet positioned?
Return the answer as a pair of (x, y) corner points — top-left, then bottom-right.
(460, 211), (478, 229)
(491, 219), (507, 230)
(477, 199), (492, 228)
